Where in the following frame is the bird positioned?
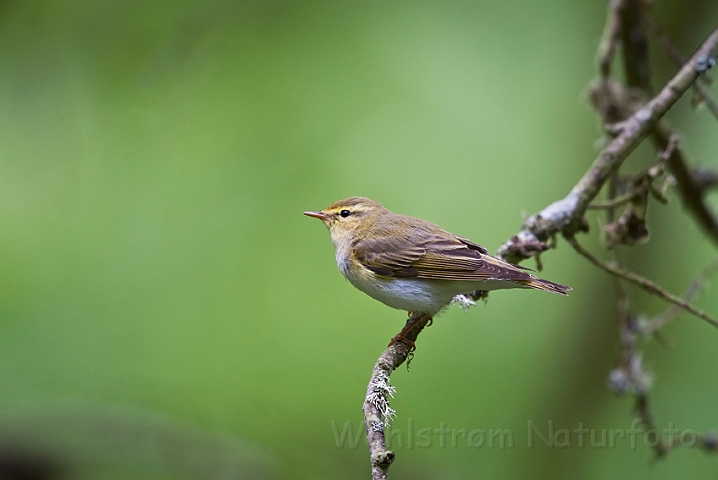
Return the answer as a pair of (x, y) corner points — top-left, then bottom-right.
(304, 197), (570, 349)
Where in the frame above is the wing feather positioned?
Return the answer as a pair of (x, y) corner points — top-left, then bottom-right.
(353, 226), (532, 282)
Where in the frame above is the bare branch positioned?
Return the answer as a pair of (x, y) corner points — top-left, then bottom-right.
(363, 313), (431, 479)
(498, 27), (718, 263)
(617, 9), (718, 247)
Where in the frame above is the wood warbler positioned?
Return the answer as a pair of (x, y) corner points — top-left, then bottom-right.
(304, 197), (570, 348)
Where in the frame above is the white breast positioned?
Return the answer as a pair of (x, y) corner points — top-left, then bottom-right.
(334, 241), (353, 278)
(335, 251), (459, 315)
(331, 235), (521, 315)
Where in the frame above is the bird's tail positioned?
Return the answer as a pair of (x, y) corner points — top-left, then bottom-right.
(519, 276), (572, 296)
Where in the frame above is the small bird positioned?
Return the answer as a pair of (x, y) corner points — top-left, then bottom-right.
(304, 197), (570, 349)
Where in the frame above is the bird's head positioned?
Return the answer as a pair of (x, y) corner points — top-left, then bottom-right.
(303, 196), (388, 245)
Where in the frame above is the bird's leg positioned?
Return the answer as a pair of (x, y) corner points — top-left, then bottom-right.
(407, 311), (432, 326)
(388, 313), (432, 352)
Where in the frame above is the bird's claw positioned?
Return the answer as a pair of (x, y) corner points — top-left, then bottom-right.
(388, 334), (416, 352)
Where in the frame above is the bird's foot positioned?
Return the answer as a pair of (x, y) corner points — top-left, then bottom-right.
(387, 333), (416, 352)
(387, 314), (432, 352)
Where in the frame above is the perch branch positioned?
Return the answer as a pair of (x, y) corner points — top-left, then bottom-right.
(363, 313), (431, 480)
(497, 27), (718, 263)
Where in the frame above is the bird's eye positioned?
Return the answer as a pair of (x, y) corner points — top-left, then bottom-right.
(340, 209), (351, 218)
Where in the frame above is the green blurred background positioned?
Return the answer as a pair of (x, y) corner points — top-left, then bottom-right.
(1, 1), (717, 478)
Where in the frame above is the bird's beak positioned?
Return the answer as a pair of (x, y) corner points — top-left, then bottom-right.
(303, 211), (329, 220)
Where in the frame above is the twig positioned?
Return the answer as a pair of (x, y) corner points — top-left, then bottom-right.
(618, 0), (652, 92)
(609, 270), (669, 457)
(564, 234), (718, 329)
(588, 136), (674, 211)
(617, 9), (718, 248)
(593, 136), (673, 249)
(363, 313), (431, 480)
(635, 394), (670, 457)
(597, 0), (624, 78)
(497, 27), (718, 263)
(584, 3), (718, 461)
(607, 254), (718, 458)
(588, 191), (642, 210)
(643, 257), (718, 334)
(602, 190), (670, 456)
(653, 125), (718, 248)
(693, 168), (718, 191)
(643, 14), (718, 121)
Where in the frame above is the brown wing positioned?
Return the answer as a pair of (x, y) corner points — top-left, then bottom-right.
(353, 228), (532, 283)
(352, 235), (425, 277)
